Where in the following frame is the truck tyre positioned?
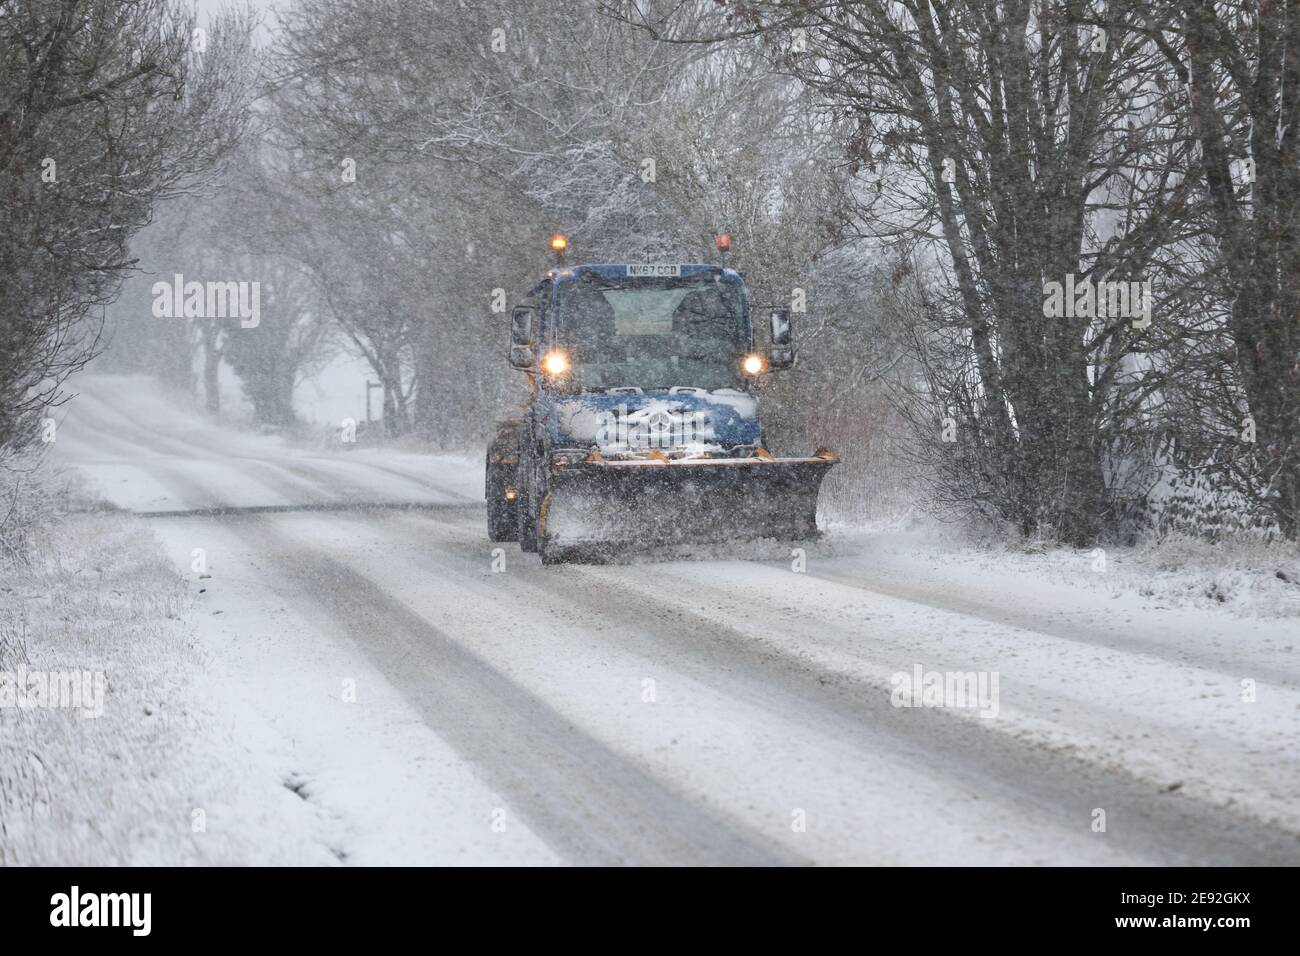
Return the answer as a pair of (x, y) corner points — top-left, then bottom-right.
(536, 491), (566, 565)
(539, 536), (568, 565)
(519, 493), (541, 553)
(485, 426), (520, 543)
(485, 454), (517, 543)
(518, 466), (540, 554)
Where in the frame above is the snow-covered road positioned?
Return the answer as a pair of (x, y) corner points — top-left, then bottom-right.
(52, 375), (1300, 865)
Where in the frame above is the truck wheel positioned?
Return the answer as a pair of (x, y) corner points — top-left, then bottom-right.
(539, 536), (570, 565)
(518, 455), (545, 553)
(536, 491), (566, 565)
(485, 457), (517, 543)
(519, 496), (540, 552)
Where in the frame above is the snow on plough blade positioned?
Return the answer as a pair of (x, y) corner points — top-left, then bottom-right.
(538, 450), (837, 563)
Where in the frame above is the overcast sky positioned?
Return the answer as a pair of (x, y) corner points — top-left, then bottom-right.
(194, 0), (283, 40)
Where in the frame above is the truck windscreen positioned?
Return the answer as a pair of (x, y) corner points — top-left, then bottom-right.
(555, 274), (748, 391)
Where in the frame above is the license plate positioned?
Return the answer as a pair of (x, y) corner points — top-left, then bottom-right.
(626, 264), (681, 277)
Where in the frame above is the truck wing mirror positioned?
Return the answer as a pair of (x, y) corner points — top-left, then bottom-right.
(509, 305), (535, 369)
(769, 309), (794, 369)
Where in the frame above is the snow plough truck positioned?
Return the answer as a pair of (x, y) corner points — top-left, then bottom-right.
(485, 234), (837, 564)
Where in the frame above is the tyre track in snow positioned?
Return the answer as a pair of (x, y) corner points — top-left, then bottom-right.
(54, 375), (1300, 864)
(64, 393), (472, 512)
(168, 511), (799, 866)
(791, 561), (1300, 685)
(78, 448), (1300, 863)
(370, 510), (1300, 864)
(60, 397), (343, 507)
(61, 422), (794, 865)
(586, 557), (1300, 849)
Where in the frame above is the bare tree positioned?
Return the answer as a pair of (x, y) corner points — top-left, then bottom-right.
(0, 0), (257, 465)
(643, 0), (1211, 543)
(1136, 0), (1300, 537)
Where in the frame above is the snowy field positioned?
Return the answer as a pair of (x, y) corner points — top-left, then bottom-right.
(5, 373), (1296, 865)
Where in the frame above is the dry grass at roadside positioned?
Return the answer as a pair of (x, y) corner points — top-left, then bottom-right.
(1, 468), (321, 865)
(1, 510), (201, 863)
